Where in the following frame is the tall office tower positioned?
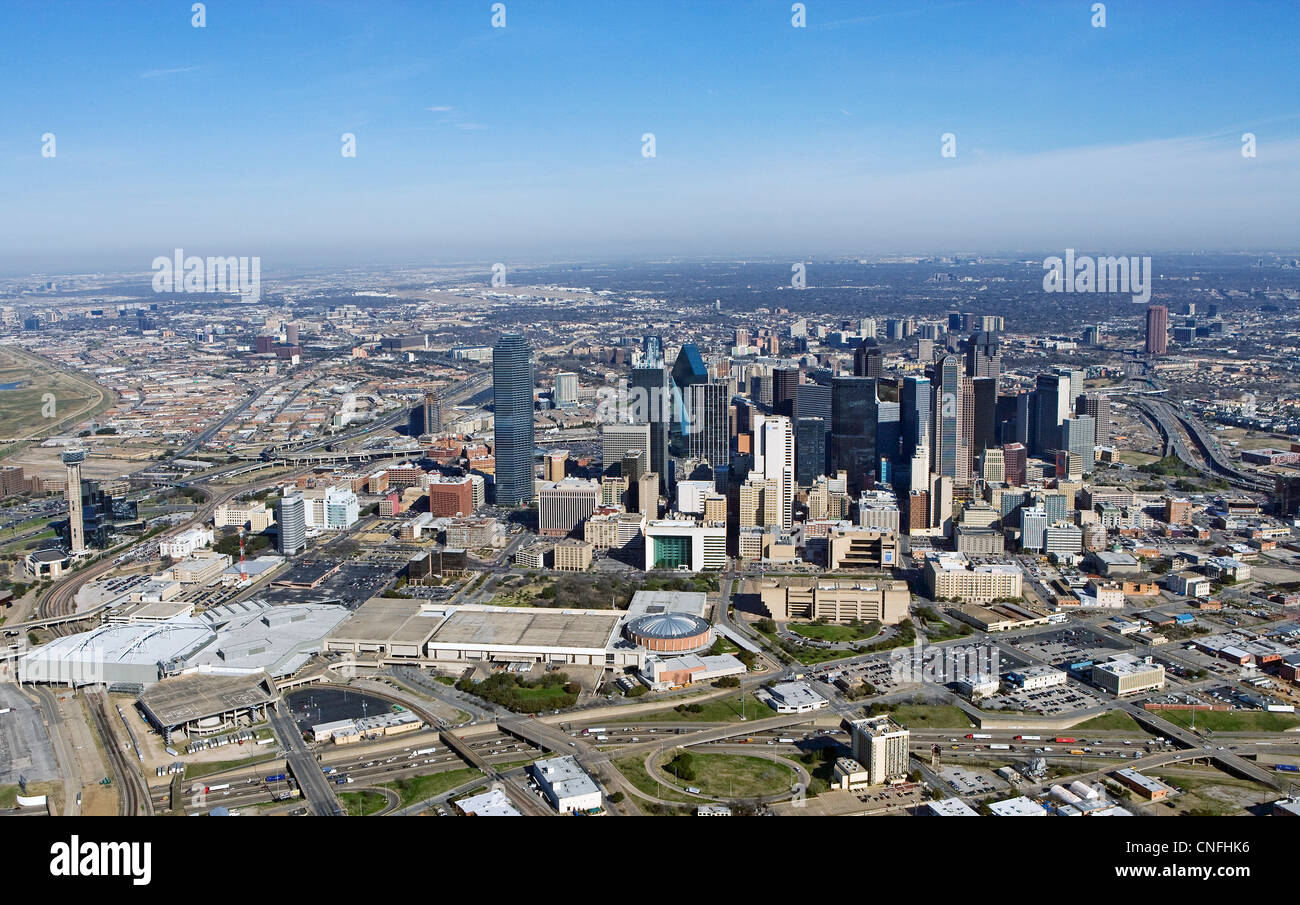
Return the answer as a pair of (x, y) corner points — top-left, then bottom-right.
(876, 400), (901, 485)
(1020, 506), (1048, 552)
(601, 422), (650, 475)
(538, 478), (599, 537)
(932, 355), (967, 487)
(959, 375), (975, 483)
(630, 363), (671, 493)
(621, 449), (647, 484)
(492, 333), (537, 506)
(929, 472), (953, 536)
(738, 475), (779, 528)
(900, 375), (932, 461)
(849, 717), (911, 785)
(916, 337), (935, 362)
(62, 449), (86, 555)
(1083, 324), (1103, 346)
(1145, 304), (1168, 355)
(285, 322), (299, 345)
(277, 493), (307, 555)
(1054, 368), (1085, 410)
(553, 371), (579, 408)
(995, 393), (1020, 446)
(853, 339), (883, 379)
(858, 317), (876, 338)
(1015, 391), (1035, 451)
(636, 472), (659, 518)
(831, 376), (878, 494)
(421, 389), (443, 434)
(1077, 394), (1111, 447)
(796, 382), (832, 422)
(1033, 372), (1071, 457)
(772, 367), (800, 418)
(981, 447), (1005, 483)
(733, 327), (749, 348)
(971, 376), (998, 463)
(1061, 415), (1096, 472)
(643, 334), (664, 364)
(795, 417), (827, 486)
(751, 414), (795, 528)
(543, 450), (569, 482)
(965, 331), (1002, 381)
(1002, 442), (1028, 486)
(683, 380), (731, 473)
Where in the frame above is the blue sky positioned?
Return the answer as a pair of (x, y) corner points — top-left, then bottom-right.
(2, 0), (1298, 273)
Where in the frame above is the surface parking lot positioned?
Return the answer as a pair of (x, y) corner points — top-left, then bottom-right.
(940, 765), (1005, 796)
(983, 682), (1102, 715)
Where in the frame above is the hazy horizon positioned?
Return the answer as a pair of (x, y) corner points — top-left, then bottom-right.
(3, 0), (1299, 274)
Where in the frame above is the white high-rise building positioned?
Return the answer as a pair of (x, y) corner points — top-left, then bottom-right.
(752, 414), (794, 529)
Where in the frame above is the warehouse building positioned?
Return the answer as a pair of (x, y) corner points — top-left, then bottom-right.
(1092, 654), (1165, 696)
(531, 755), (602, 814)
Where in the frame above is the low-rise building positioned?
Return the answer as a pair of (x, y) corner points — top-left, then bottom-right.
(1092, 654), (1165, 696)
(531, 756), (602, 813)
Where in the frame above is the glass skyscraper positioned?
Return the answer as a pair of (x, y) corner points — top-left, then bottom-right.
(492, 333), (536, 506)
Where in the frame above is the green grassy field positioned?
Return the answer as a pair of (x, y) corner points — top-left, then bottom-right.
(0, 345), (109, 446)
(1073, 710), (1146, 731)
(612, 755), (699, 803)
(1158, 709), (1300, 732)
(881, 704), (975, 730)
(788, 621), (881, 643)
(183, 752), (279, 781)
(338, 789), (389, 816)
(381, 767), (482, 808)
(608, 692), (773, 723)
(667, 752), (797, 800)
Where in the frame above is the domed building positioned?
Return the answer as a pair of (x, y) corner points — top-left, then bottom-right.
(623, 612), (712, 653)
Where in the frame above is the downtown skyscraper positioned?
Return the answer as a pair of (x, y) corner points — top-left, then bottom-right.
(492, 333), (537, 506)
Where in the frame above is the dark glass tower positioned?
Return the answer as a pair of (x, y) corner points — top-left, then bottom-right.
(795, 416), (827, 486)
(492, 333), (536, 506)
(831, 376), (878, 494)
(772, 367), (799, 418)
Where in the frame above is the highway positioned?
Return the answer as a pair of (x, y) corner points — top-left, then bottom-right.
(268, 702), (345, 816)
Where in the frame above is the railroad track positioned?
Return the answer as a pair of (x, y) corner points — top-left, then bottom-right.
(86, 690), (151, 816)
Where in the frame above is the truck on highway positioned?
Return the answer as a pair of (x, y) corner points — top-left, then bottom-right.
(1069, 749), (1086, 756)
(205, 784), (230, 793)
(265, 773), (287, 783)
(965, 734), (992, 740)
(0, 707), (11, 716)
(988, 744), (1011, 750)
(1276, 764), (1300, 773)
(1014, 735), (1041, 741)
(1054, 737), (1077, 744)
(582, 728), (606, 736)
(412, 747), (437, 756)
